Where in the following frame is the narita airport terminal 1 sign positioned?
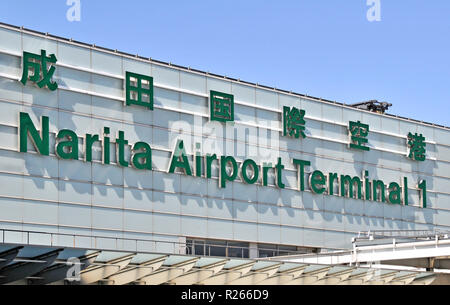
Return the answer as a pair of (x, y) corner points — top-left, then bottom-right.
(18, 111), (427, 208)
(17, 48), (428, 209)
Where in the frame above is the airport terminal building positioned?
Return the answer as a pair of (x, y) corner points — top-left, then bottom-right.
(0, 22), (449, 285)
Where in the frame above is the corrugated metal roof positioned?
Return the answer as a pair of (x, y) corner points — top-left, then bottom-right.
(0, 243), (439, 285)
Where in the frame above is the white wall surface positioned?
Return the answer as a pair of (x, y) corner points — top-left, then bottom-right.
(0, 24), (449, 251)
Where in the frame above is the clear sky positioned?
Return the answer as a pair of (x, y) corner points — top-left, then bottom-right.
(1, 1), (449, 126)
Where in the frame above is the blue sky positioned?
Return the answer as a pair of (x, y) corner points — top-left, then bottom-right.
(1, 0), (449, 126)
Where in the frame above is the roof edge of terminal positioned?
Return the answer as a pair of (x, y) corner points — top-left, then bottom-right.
(0, 21), (448, 131)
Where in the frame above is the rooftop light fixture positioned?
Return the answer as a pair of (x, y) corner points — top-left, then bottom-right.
(349, 100), (392, 114)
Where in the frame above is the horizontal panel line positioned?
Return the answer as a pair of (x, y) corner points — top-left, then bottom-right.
(0, 42), (448, 136)
(0, 158), (442, 195)
(0, 143), (448, 195)
(0, 197), (445, 235)
(0, 57), (443, 146)
(0, 219), (354, 250)
(0, 142), (449, 194)
(0, 97), (446, 167)
(0, 171), (449, 219)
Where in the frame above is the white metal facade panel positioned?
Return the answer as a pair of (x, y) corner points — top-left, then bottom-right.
(0, 24), (449, 252)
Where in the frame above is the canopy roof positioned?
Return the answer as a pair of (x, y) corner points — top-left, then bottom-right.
(0, 243), (436, 285)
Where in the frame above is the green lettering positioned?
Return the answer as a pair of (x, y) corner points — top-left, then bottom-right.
(194, 145), (202, 177)
(275, 158), (285, 189)
(241, 159), (259, 184)
(103, 127), (110, 165)
(403, 177), (409, 206)
(364, 170), (370, 200)
(262, 163), (272, 186)
(388, 182), (401, 204)
(340, 175), (362, 199)
(309, 170), (326, 194)
(169, 140), (192, 175)
(132, 142), (152, 170)
(372, 180), (386, 202)
(56, 129), (79, 160)
(19, 112), (49, 156)
(220, 156), (237, 188)
(205, 154), (217, 178)
(328, 173), (338, 195)
(116, 130), (129, 167)
(418, 180), (427, 208)
(293, 159), (310, 191)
